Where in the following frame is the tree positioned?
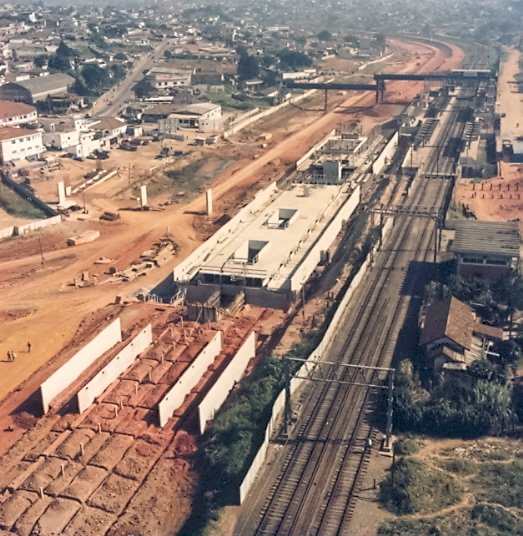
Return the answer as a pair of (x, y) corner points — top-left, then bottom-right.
(374, 33), (386, 53)
(114, 52), (128, 62)
(277, 49), (312, 69)
(133, 78), (154, 98)
(48, 54), (72, 72)
(237, 53), (259, 80)
(56, 40), (77, 57)
(317, 30), (332, 42)
(34, 55), (48, 68)
(81, 64), (110, 94)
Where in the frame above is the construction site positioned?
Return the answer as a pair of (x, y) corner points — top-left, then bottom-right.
(0, 37), (472, 535)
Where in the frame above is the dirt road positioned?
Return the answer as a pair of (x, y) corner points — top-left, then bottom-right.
(0, 37), (463, 406)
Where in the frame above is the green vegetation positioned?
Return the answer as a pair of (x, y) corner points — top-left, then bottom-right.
(393, 365), (513, 437)
(378, 439), (523, 536)
(0, 185), (47, 220)
(206, 90), (261, 111)
(317, 30), (332, 42)
(473, 460), (523, 508)
(277, 49), (313, 70)
(237, 52), (260, 81)
(393, 436), (423, 456)
(380, 457), (462, 515)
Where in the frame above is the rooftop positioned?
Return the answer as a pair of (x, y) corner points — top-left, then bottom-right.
(0, 126), (39, 141)
(171, 102), (221, 116)
(17, 73), (75, 95)
(0, 100), (36, 120)
(198, 183), (352, 290)
(452, 220), (520, 258)
(89, 117), (126, 131)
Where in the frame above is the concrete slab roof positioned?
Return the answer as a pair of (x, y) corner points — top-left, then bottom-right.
(199, 183), (347, 289)
(452, 220), (520, 257)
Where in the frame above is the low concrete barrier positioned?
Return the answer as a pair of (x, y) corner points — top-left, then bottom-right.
(76, 324), (152, 412)
(0, 226), (15, 240)
(237, 216), (393, 503)
(15, 215), (62, 236)
(157, 331), (222, 427)
(40, 318), (122, 414)
(198, 332), (256, 434)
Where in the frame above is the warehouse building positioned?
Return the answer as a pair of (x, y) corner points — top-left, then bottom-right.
(0, 73), (75, 104)
(452, 220), (520, 282)
(0, 100), (37, 127)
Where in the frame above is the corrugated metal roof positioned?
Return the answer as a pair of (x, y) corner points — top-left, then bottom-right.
(17, 73), (74, 95)
(452, 220), (520, 257)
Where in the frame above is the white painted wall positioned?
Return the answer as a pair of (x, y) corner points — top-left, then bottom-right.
(40, 318), (122, 414)
(76, 324), (152, 412)
(0, 130), (43, 163)
(15, 215), (61, 236)
(0, 225), (15, 240)
(372, 131), (399, 175)
(198, 332), (256, 434)
(158, 331), (222, 427)
(288, 186), (361, 291)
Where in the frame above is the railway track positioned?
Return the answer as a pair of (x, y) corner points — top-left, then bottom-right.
(236, 87), (473, 536)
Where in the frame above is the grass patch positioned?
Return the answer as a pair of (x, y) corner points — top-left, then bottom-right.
(380, 457), (462, 515)
(207, 90), (264, 111)
(472, 460), (523, 508)
(378, 505), (522, 536)
(0, 184), (47, 220)
(393, 436), (423, 456)
(435, 458), (476, 476)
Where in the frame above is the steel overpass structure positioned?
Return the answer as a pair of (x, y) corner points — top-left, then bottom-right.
(284, 69), (495, 106)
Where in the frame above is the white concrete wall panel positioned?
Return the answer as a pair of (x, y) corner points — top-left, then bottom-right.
(158, 331), (222, 427)
(40, 318), (122, 414)
(198, 332), (256, 434)
(238, 228), (378, 503)
(289, 186), (360, 291)
(296, 129), (337, 170)
(15, 215), (62, 236)
(372, 131), (399, 175)
(76, 324), (152, 413)
(0, 226), (15, 240)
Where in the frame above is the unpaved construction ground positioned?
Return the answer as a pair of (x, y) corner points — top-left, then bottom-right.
(0, 36), (465, 535)
(0, 303), (283, 535)
(454, 162), (523, 228)
(0, 35), (462, 443)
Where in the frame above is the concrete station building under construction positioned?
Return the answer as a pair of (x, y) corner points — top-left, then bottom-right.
(173, 131), (367, 311)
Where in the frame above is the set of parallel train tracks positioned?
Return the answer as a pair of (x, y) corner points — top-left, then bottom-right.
(236, 86), (475, 536)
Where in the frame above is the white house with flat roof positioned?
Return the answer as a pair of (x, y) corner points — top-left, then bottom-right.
(0, 126), (43, 163)
(168, 102), (222, 132)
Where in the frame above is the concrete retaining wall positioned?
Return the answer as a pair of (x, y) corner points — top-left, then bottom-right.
(0, 226), (15, 240)
(289, 186), (361, 292)
(223, 90), (316, 139)
(198, 332), (256, 434)
(239, 389), (285, 503)
(157, 331), (222, 427)
(76, 324), (152, 413)
(296, 129), (337, 171)
(39, 318), (122, 414)
(15, 215), (62, 236)
(173, 182), (279, 284)
(372, 131), (399, 175)
(237, 216), (394, 503)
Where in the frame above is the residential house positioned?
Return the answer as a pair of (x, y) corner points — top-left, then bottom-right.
(168, 102), (222, 132)
(0, 101), (37, 127)
(0, 126), (44, 164)
(88, 117), (127, 141)
(420, 296), (503, 374)
(146, 65), (191, 90)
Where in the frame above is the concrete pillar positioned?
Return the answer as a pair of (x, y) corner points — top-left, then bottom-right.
(140, 185), (148, 208)
(57, 181), (66, 205)
(206, 189), (213, 216)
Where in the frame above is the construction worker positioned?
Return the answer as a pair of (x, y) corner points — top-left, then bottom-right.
(7, 350), (11, 362)
(11, 351), (16, 362)
(27, 341), (32, 353)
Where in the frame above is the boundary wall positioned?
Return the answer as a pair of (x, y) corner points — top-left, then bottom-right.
(198, 331), (256, 434)
(0, 226), (15, 240)
(76, 324), (152, 413)
(237, 216), (394, 503)
(296, 129), (337, 171)
(289, 186), (361, 292)
(223, 90), (316, 139)
(39, 318), (122, 414)
(15, 215), (62, 236)
(371, 131), (399, 175)
(158, 331), (222, 427)
(173, 183), (279, 284)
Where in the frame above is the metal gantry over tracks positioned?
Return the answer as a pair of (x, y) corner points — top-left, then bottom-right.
(284, 357), (395, 449)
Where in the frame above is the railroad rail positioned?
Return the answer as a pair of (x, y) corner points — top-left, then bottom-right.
(235, 87), (473, 536)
